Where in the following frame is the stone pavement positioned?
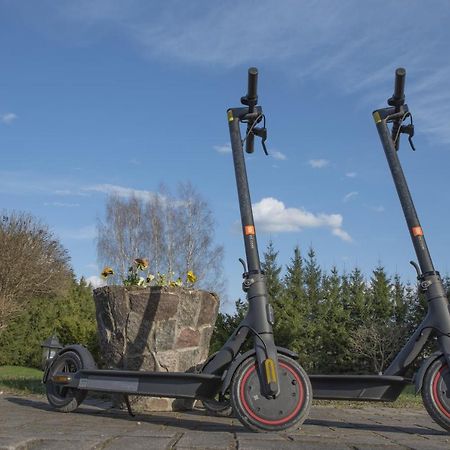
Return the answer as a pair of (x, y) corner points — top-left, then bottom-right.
(0, 394), (449, 449)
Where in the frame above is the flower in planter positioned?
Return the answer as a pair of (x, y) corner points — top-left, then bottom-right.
(186, 270), (197, 285)
(169, 278), (183, 287)
(134, 258), (149, 270)
(101, 267), (114, 278)
(100, 260), (198, 289)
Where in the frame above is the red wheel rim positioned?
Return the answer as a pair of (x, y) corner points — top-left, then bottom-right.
(239, 361), (304, 426)
(432, 364), (450, 419)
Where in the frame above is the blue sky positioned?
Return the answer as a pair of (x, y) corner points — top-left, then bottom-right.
(1, 1), (450, 311)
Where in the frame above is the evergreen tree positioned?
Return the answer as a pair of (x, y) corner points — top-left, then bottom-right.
(303, 247), (322, 370)
(391, 274), (408, 325)
(318, 267), (350, 372)
(261, 241), (283, 303)
(0, 278), (98, 368)
(346, 267), (368, 327)
(368, 265), (392, 322)
(275, 247), (306, 359)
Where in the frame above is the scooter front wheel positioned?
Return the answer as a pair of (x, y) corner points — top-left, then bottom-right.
(422, 357), (450, 432)
(231, 354), (312, 432)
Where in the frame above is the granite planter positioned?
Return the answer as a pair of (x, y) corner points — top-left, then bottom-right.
(93, 285), (219, 411)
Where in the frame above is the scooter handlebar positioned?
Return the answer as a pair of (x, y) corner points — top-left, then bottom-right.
(245, 67), (258, 153)
(247, 67), (258, 103)
(393, 67), (406, 104)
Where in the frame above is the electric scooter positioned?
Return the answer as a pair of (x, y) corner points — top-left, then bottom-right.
(309, 68), (450, 432)
(43, 68), (313, 433)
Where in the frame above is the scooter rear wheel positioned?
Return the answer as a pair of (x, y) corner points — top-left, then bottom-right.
(46, 350), (87, 412)
(231, 354), (312, 432)
(422, 357), (450, 432)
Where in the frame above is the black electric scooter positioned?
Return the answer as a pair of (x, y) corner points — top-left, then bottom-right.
(43, 68), (313, 433)
(308, 68), (450, 432)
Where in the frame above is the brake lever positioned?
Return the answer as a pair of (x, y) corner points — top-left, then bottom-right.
(399, 113), (415, 151)
(261, 138), (269, 156)
(253, 126), (268, 155)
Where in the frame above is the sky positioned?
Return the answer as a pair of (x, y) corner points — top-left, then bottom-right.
(1, 1), (450, 312)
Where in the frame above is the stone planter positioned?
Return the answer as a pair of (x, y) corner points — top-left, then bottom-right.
(93, 285), (219, 411)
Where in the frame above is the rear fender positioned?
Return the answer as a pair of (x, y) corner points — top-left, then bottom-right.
(43, 344), (97, 383)
(414, 351), (443, 394)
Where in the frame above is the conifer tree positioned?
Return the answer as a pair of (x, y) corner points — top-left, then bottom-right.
(318, 267), (350, 372)
(261, 241), (283, 304)
(346, 267), (367, 327)
(391, 274), (407, 325)
(275, 247), (307, 360)
(368, 265), (392, 322)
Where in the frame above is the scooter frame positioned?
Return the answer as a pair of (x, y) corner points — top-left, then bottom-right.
(310, 68), (450, 401)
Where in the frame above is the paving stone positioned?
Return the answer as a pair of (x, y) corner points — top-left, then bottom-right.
(1, 394), (449, 450)
(176, 431), (234, 449)
(103, 435), (176, 450)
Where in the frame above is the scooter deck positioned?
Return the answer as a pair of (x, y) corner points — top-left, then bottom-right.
(53, 369), (222, 400)
(309, 374), (411, 401)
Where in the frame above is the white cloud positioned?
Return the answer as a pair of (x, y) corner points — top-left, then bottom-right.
(214, 144), (232, 154)
(343, 191), (358, 203)
(270, 150), (287, 161)
(308, 159), (329, 169)
(371, 205), (385, 213)
(85, 275), (106, 289)
(84, 183), (157, 201)
(252, 197), (351, 242)
(345, 172), (357, 178)
(0, 113), (18, 125)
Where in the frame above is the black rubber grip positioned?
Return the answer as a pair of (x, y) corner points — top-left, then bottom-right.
(247, 67), (258, 100)
(393, 67), (406, 101)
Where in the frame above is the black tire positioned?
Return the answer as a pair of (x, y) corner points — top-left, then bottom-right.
(231, 354), (312, 432)
(422, 357), (450, 432)
(197, 352), (233, 417)
(203, 393), (233, 417)
(46, 350), (89, 412)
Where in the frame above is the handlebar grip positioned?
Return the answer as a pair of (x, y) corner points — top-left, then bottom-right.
(393, 67), (406, 102)
(247, 67), (258, 101)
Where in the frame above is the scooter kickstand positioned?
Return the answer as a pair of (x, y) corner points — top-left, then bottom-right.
(123, 394), (135, 417)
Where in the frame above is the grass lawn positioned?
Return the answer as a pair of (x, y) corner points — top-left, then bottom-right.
(0, 365), (423, 409)
(313, 384), (422, 409)
(0, 365), (45, 395)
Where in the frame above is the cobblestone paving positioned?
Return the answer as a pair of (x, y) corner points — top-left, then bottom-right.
(0, 394), (449, 449)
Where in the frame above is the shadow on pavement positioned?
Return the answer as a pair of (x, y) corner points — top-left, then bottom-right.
(6, 396), (244, 433)
(307, 418), (447, 436)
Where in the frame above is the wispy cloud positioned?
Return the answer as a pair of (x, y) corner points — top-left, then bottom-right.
(343, 191), (358, 203)
(345, 172), (357, 178)
(49, 1), (450, 144)
(252, 197), (351, 242)
(44, 201), (80, 207)
(0, 113), (18, 125)
(270, 150), (287, 161)
(84, 183), (157, 201)
(308, 159), (329, 169)
(214, 144), (231, 154)
(371, 205), (385, 213)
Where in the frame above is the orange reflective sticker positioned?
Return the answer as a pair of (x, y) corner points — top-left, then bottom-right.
(244, 225), (255, 235)
(412, 226), (424, 237)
